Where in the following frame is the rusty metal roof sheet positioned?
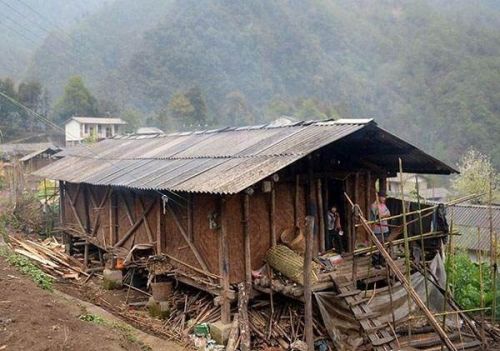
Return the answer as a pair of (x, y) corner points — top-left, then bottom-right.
(35, 119), (456, 194)
(449, 204), (500, 252)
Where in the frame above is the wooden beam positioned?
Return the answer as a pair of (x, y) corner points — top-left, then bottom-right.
(219, 197), (231, 324)
(270, 185), (276, 247)
(303, 216), (315, 350)
(187, 193), (194, 241)
(243, 193), (251, 285)
(83, 184), (91, 233)
(294, 175), (300, 227)
(156, 197), (164, 253)
(109, 189), (117, 246)
(59, 181), (65, 225)
(119, 192), (135, 226)
(317, 178), (325, 252)
(138, 197), (154, 243)
(114, 201), (155, 248)
(90, 186), (111, 237)
(238, 282), (251, 351)
(166, 204), (211, 275)
(66, 184), (86, 234)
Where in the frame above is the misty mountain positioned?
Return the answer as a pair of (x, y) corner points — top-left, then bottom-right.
(0, 0), (107, 79)
(22, 0), (500, 167)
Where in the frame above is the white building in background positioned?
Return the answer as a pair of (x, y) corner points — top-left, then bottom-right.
(65, 116), (127, 146)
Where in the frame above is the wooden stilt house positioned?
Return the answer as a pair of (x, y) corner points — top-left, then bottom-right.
(35, 119), (456, 321)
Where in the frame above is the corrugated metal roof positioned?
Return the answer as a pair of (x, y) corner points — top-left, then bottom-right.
(19, 146), (62, 162)
(69, 117), (127, 125)
(35, 119), (456, 194)
(450, 204), (500, 252)
(0, 143), (57, 156)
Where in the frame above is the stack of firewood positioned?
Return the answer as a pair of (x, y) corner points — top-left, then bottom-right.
(8, 236), (87, 279)
(248, 297), (332, 350)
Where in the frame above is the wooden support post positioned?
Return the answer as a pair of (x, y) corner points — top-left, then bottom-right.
(59, 181), (65, 225)
(243, 192), (252, 285)
(83, 240), (89, 269)
(156, 196), (164, 253)
(109, 189), (117, 246)
(219, 197), (231, 324)
(83, 184), (91, 233)
(66, 184), (87, 234)
(345, 177), (352, 252)
(352, 172), (359, 253)
(303, 215), (315, 350)
(365, 171), (371, 242)
(344, 193), (458, 351)
(294, 175), (300, 228)
(187, 193), (194, 241)
(238, 282), (251, 351)
(270, 185), (276, 247)
(317, 178), (325, 252)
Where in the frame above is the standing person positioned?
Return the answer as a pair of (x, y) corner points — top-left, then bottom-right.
(327, 205), (344, 254)
(370, 191), (391, 268)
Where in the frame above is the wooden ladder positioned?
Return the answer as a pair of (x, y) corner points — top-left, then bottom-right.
(330, 273), (399, 351)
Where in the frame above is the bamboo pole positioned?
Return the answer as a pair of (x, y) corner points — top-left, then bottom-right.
(364, 193), (482, 225)
(415, 175), (430, 305)
(489, 175), (497, 324)
(344, 192), (458, 351)
(441, 209), (454, 338)
(303, 216), (315, 350)
(398, 159), (412, 339)
(354, 230), (456, 256)
(478, 226), (486, 346)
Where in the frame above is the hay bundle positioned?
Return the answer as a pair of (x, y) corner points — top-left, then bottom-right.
(265, 245), (319, 285)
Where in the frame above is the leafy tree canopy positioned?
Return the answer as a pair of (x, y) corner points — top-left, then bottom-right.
(52, 76), (98, 124)
(452, 148), (499, 204)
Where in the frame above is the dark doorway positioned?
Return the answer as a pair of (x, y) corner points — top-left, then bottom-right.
(325, 178), (347, 252)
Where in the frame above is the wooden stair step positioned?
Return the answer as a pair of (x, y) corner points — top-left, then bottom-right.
(337, 289), (361, 298)
(371, 335), (396, 346)
(349, 297), (370, 307)
(354, 311), (381, 320)
(364, 323), (391, 333)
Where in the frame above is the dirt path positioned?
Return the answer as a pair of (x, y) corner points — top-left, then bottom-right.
(0, 255), (183, 351)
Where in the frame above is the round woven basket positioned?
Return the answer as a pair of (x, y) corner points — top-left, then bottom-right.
(280, 227), (305, 252)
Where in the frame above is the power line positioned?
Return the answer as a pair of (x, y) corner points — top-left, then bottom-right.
(0, 90), (187, 207)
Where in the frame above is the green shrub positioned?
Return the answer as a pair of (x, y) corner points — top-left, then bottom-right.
(0, 248), (53, 290)
(446, 251), (500, 318)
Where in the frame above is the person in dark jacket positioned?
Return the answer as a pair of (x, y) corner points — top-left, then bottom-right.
(327, 205), (344, 254)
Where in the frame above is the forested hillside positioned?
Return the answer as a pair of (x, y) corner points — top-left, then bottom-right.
(17, 0), (500, 167)
(0, 0), (105, 78)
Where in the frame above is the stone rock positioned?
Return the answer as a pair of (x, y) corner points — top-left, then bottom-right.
(210, 320), (232, 345)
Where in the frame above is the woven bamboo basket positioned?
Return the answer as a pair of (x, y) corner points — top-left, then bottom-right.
(265, 245), (319, 285)
(280, 227), (305, 253)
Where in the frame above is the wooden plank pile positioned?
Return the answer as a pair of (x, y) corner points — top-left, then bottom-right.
(8, 236), (88, 280)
